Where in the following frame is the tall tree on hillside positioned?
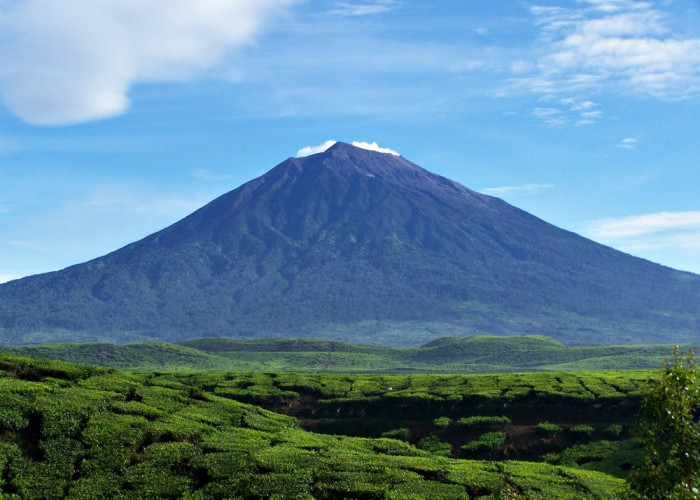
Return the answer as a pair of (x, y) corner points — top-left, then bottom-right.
(627, 346), (700, 499)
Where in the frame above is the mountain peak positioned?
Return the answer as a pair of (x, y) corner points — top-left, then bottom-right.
(1, 145), (698, 347)
(326, 141), (354, 152)
(295, 140), (393, 159)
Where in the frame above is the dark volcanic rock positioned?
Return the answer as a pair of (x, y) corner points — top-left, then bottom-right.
(1, 142), (698, 345)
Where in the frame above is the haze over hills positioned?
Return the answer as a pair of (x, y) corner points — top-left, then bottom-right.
(0, 141), (698, 346)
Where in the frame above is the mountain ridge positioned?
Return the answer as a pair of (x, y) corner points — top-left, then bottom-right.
(0, 142), (698, 346)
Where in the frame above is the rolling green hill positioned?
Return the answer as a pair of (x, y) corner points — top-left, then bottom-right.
(0, 354), (644, 499)
(0, 334), (688, 373)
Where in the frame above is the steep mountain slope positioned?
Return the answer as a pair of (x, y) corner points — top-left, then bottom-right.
(1, 142), (698, 345)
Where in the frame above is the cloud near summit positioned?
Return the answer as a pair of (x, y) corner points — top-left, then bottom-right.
(296, 141), (400, 157)
(0, 0), (298, 125)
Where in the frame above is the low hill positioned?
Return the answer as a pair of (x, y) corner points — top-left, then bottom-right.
(1, 142), (698, 346)
(0, 335), (686, 373)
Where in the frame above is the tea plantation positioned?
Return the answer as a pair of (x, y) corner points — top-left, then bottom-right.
(0, 353), (656, 498)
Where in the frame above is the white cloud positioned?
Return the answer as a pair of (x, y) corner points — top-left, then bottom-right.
(449, 60), (485, 73)
(296, 140), (337, 157)
(481, 183), (554, 196)
(585, 211), (700, 239)
(531, 96), (603, 126)
(296, 140), (400, 157)
(583, 211), (700, 272)
(0, 0), (298, 125)
(189, 169), (239, 183)
(8, 240), (40, 249)
(352, 141), (400, 156)
(0, 137), (19, 152)
(617, 137), (637, 149)
(511, 60), (534, 74)
(83, 186), (204, 216)
(329, 1), (400, 16)
(515, 1), (700, 101)
(532, 107), (566, 125)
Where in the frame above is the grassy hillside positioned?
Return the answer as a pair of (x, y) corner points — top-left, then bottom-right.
(0, 354), (635, 499)
(0, 334), (687, 373)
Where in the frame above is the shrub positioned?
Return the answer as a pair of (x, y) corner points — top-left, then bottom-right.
(416, 435), (452, 456)
(433, 416), (452, 427)
(381, 427), (410, 440)
(628, 347), (700, 499)
(461, 431), (506, 453)
(603, 423), (623, 438)
(536, 421), (562, 436)
(569, 424), (594, 436)
(456, 415), (511, 428)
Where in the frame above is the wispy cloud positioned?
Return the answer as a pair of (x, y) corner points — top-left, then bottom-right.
(524, 0), (700, 99)
(189, 169), (239, 183)
(8, 240), (52, 251)
(532, 96), (604, 126)
(83, 187), (204, 216)
(329, 1), (401, 16)
(0, 137), (19, 152)
(617, 137), (637, 149)
(585, 211), (700, 239)
(532, 107), (567, 125)
(583, 211), (700, 272)
(0, 0), (299, 125)
(296, 140), (337, 157)
(481, 183), (554, 197)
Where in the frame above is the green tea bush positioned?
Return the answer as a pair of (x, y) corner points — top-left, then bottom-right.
(456, 415), (511, 428)
(66, 472), (124, 500)
(371, 438), (424, 457)
(123, 462), (193, 498)
(433, 416), (452, 427)
(556, 439), (644, 478)
(416, 435), (452, 456)
(603, 423), (623, 438)
(536, 421), (562, 436)
(0, 393), (30, 431)
(569, 424), (595, 436)
(245, 471), (313, 499)
(461, 431), (506, 453)
(0, 355), (640, 500)
(381, 427), (410, 440)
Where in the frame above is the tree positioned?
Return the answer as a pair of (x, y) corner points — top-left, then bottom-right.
(627, 346), (700, 499)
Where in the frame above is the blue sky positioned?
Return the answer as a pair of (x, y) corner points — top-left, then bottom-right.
(1, 0), (699, 283)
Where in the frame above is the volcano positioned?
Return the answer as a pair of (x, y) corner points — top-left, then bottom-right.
(1, 141), (698, 346)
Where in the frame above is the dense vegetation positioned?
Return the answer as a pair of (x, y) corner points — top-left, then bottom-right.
(628, 348), (700, 499)
(0, 334), (689, 373)
(0, 353), (658, 498)
(2, 142), (699, 347)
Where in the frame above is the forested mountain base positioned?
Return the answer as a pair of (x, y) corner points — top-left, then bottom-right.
(0, 354), (650, 499)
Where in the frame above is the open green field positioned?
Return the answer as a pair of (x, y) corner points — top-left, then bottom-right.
(0, 353), (659, 499)
(0, 334), (689, 373)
